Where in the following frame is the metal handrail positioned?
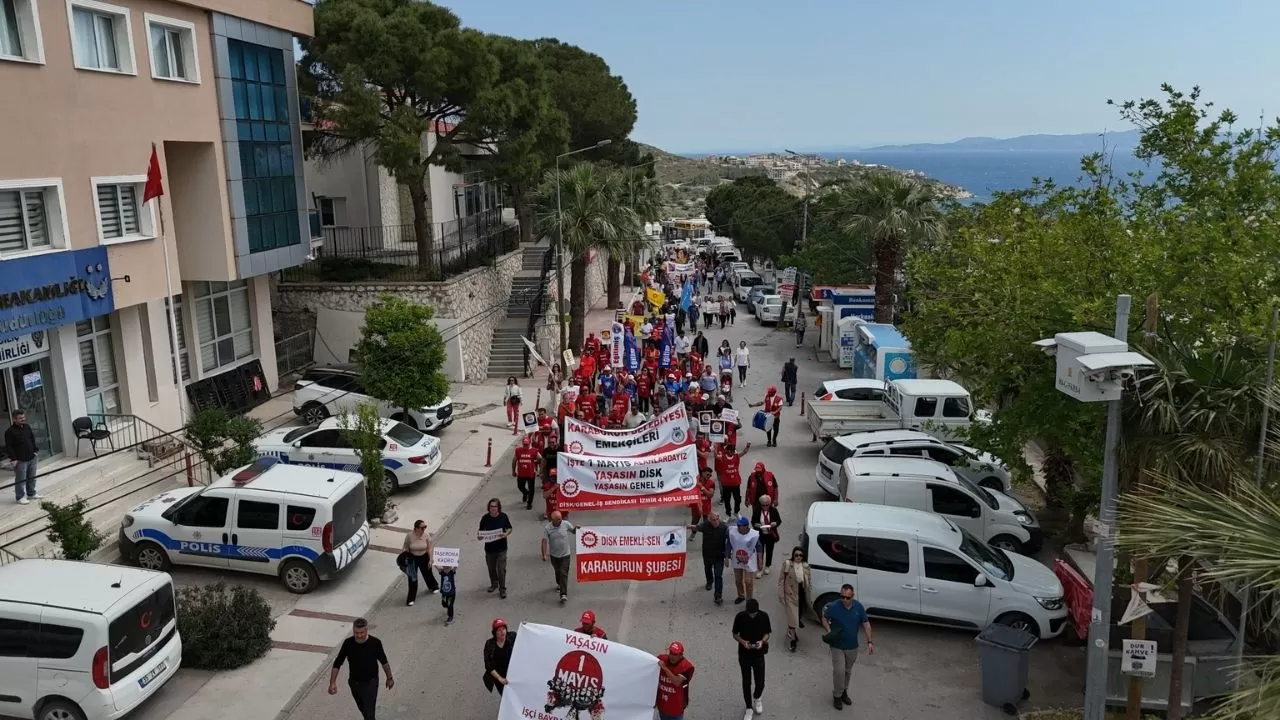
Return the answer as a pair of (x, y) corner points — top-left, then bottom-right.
(0, 547), (21, 565)
(524, 240), (556, 376)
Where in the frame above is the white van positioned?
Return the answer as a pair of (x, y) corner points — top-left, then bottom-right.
(841, 456), (1042, 553)
(732, 271), (764, 302)
(814, 428), (1011, 496)
(119, 457), (371, 594)
(802, 503), (1067, 639)
(0, 560), (182, 720)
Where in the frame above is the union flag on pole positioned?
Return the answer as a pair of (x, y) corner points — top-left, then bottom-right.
(143, 144), (164, 202)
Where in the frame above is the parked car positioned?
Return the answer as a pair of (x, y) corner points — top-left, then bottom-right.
(756, 295), (788, 323)
(0, 560), (183, 720)
(732, 271), (764, 302)
(120, 458), (371, 594)
(803, 503), (1067, 638)
(813, 378), (889, 403)
(293, 364), (453, 432)
(815, 429), (1011, 494)
(254, 417), (443, 490)
(840, 456), (1042, 554)
(746, 285), (777, 315)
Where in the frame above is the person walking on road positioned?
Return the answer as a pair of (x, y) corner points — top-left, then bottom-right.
(732, 598), (771, 719)
(329, 618), (394, 720)
(541, 511), (576, 603)
(483, 618), (517, 695)
(503, 377), (523, 432)
(688, 512), (730, 605)
(718, 296), (730, 329)
(749, 387), (784, 447)
(401, 520), (439, 605)
(477, 498), (513, 599)
(735, 341), (750, 384)
(715, 441), (751, 517)
(750, 495), (782, 577)
(728, 517), (761, 604)
(822, 583), (875, 710)
(5, 410), (40, 505)
(575, 610), (608, 639)
(793, 311), (808, 347)
(436, 562), (457, 625)
(512, 436), (541, 510)
(779, 546), (812, 652)
(781, 358), (799, 406)
(656, 641), (695, 720)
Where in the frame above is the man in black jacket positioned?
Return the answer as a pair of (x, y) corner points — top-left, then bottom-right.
(781, 358), (799, 406)
(688, 512), (730, 605)
(5, 410), (40, 504)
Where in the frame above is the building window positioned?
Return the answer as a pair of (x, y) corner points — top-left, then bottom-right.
(0, 179), (66, 257)
(78, 315), (120, 419)
(144, 13), (197, 83)
(229, 39), (300, 254)
(165, 296), (190, 383)
(318, 197), (345, 227)
(0, 0), (45, 64)
(192, 281), (253, 373)
(91, 176), (155, 244)
(68, 0), (136, 74)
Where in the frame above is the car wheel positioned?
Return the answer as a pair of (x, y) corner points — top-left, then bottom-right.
(989, 535), (1025, 554)
(995, 612), (1040, 637)
(391, 413), (418, 430)
(384, 469), (400, 492)
(280, 559), (320, 594)
(813, 592), (840, 619)
(979, 476), (1005, 492)
(37, 700), (86, 720)
(301, 403), (329, 425)
(134, 542), (171, 572)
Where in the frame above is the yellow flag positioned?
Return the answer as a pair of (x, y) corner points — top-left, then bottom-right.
(646, 288), (666, 309)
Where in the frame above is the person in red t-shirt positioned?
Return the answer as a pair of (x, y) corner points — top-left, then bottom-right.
(512, 436), (541, 510)
(610, 393), (629, 423)
(579, 353), (597, 391)
(750, 386), (785, 447)
(656, 641), (694, 720)
(577, 391), (597, 424)
(695, 434), (713, 473)
(583, 332), (600, 358)
(536, 408), (553, 434)
(745, 462), (779, 510)
(542, 469), (564, 520)
(692, 467), (716, 524)
(636, 372), (653, 413)
(630, 298), (646, 316)
(575, 610), (607, 639)
(595, 344), (610, 370)
(716, 441), (751, 517)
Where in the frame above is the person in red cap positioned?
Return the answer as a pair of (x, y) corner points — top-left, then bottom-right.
(715, 441), (752, 517)
(749, 386), (785, 447)
(579, 350), (597, 391)
(483, 618), (516, 695)
(512, 436), (541, 510)
(656, 641), (695, 720)
(575, 610), (608, 639)
(692, 467), (715, 524)
(542, 469), (564, 521)
(583, 331), (600, 358)
(745, 462), (779, 510)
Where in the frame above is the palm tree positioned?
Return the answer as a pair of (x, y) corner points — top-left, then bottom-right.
(838, 173), (945, 323)
(1118, 480), (1280, 720)
(615, 168), (662, 305)
(535, 164), (638, 350)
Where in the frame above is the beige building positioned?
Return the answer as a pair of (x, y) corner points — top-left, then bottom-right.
(0, 0), (314, 458)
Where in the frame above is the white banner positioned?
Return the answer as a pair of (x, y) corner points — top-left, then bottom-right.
(432, 547), (459, 566)
(521, 336), (546, 367)
(556, 445), (700, 511)
(665, 261), (694, 274)
(576, 526), (687, 582)
(563, 402), (692, 456)
(498, 623), (658, 720)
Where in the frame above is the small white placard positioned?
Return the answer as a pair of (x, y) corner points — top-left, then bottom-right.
(478, 529), (505, 544)
(1121, 639), (1157, 678)
(432, 547), (460, 567)
(720, 408), (739, 424)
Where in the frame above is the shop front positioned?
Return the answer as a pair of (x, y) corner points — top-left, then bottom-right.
(0, 247), (117, 459)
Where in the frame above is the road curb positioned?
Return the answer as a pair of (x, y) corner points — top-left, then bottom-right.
(273, 440), (516, 720)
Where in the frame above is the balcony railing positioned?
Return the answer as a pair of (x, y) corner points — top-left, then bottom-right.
(282, 209), (519, 283)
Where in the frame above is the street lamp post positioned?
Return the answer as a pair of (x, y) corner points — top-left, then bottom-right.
(784, 149), (819, 247)
(1034, 295), (1153, 720)
(555, 139), (612, 355)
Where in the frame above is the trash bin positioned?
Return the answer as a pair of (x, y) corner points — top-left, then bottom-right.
(975, 623), (1038, 715)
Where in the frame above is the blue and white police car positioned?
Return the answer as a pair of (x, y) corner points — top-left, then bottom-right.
(119, 458), (371, 594)
(253, 417), (443, 490)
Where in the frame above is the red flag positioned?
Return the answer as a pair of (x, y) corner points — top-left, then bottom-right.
(143, 144), (164, 202)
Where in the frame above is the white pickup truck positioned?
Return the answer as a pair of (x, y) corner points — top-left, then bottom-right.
(806, 379), (979, 442)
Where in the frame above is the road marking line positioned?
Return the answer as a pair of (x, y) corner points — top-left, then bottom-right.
(616, 506), (657, 644)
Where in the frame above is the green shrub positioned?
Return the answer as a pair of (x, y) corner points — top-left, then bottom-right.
(176, 582), (276, 670)
(41, 497), (105, 560)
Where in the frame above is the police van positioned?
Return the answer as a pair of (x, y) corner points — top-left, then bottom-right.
(118, 458), (370, 594)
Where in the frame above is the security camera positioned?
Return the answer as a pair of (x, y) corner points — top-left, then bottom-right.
(1032, 338), (1058, 357)
(1114, 367), (1137, 381)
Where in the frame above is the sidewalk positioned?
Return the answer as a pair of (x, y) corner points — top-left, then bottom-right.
(133, 295), (614, 720)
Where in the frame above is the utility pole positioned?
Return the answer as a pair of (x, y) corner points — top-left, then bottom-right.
(1083, 294), (1131, 720)
(1125, 293), (1159, 720)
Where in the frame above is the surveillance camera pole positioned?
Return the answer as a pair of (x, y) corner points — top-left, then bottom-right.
(1082, 293), (1131, 720)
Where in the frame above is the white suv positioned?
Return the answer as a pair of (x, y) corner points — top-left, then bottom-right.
(292, 364), (453, 432)
(815, 428), (1010, 495)
(803, 503), (1067, 639)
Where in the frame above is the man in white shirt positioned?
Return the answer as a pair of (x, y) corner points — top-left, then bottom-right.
(726, 517), (760, 604)
(623, 406), (648, 429)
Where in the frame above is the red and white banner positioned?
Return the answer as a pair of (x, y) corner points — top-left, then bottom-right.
(563, 402), (692, 456)
(609, 321), (624, 368)
(576, 526), (687, 582)
(556, 445), (700, 511)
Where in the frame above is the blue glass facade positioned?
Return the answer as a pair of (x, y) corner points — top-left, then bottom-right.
(228, 39), (300, 254)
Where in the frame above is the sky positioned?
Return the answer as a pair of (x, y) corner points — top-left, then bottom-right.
(435, 0), (1280, 154)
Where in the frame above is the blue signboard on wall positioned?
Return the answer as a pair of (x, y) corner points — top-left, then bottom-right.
(0, 247), (115, 342)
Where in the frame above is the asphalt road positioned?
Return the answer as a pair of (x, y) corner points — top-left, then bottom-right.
(284, 302), (1086, 720)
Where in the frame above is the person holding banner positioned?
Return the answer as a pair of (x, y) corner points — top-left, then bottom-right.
(477, 499), (513, 599)
(436, 561), (457, 625)
(574, 610), (608, 639)
(482, 619), (516, 695)
(656, 641), (695, 720)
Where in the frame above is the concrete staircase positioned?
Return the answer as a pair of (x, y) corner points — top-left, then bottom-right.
(488, 243), (552, 377)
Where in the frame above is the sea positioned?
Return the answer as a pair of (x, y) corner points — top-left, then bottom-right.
(817, 150), (1151, 203)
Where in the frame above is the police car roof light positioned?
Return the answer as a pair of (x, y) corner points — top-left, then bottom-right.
(233, 457), (280, 485)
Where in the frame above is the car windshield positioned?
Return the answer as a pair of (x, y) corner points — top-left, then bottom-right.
(386, 422), (426, 447)
(955, 475), (998, 509)
(955, 524), (1013, 580)
(283, 426), (318, 443)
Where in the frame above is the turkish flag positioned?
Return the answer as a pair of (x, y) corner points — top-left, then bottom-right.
(143, 144), (164, 202)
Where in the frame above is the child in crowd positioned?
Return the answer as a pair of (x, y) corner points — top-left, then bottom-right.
(437, 563), (457, 625)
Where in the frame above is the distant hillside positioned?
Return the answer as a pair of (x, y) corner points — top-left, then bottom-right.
(859, 130), (1141, 153)
(638, 143), (766, 217)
